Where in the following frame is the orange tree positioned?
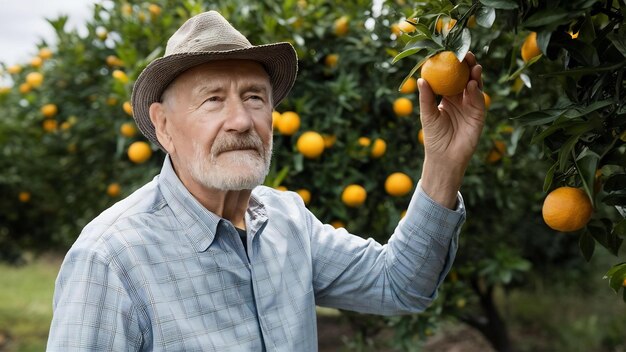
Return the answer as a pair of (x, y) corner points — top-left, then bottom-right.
(0, 0), (613, 351)
(505, 0), (626, 301)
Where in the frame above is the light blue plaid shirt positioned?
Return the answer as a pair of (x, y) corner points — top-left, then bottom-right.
(47, 155), (465, 351)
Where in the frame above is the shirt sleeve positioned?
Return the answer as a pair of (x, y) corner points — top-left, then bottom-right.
(47, 245), (144, 351)
(310, 181), (465, 315)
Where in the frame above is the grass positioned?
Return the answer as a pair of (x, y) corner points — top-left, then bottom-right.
(0, 255), (61, 352)
(503, 247), (626, 352)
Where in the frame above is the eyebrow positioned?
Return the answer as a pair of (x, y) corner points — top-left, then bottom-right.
(194, 83), (269, 97)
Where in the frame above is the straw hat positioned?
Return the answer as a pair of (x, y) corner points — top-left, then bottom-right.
(131, 10), (298, 150)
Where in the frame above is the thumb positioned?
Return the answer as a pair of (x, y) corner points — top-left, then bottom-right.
(417, 78), (438, 123)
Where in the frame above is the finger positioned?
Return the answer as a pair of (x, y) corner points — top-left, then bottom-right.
(464, 80), (485, 112)
(464, 51), (477, 67)
(417, 78), (439, 122)
(470, 64), (483, 90)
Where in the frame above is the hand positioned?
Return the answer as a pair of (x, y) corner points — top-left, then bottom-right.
(417, 51), (485, 208)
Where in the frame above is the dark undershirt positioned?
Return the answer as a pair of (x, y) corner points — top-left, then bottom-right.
(235, 227), (247, 252)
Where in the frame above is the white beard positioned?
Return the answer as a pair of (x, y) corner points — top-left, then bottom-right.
(187, 131), (272, 191)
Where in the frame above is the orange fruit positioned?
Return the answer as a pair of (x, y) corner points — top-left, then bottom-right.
(420, 51), (470, 96)
(26, 72), (44, 88)
(399, 77), (417, 94)
(42, 119), (58, 132)
(390, 23), (402, 36)
(371, 138), (386, 158)
(542, 186), (593, 232)
(107, 183), (121, 197)
(106, 97), (119, 106)
(324, 54), (339, 68)
(322, 134), (336, 148)
(18, 191), (31, 203)
(393, 97), (413, 117)
(112, 70), (129, 83)
(277, 111), (301, 135)
(275, 185), (287, 192)
(120, 122), (137, 137)
(358, 137), (371, 147)
(330, 220), (345, 229)
(123, 101), (133, 116)
(521, 32), (542, 62)
(397, 20), (416, 33)
(19, 83), (32, 94)
(483, 92), (491, 110)
(418, 129), (425, 145)
(38, 47), (53, 60)
(60, 122), (71, 131)
(333, 16), (349, 36)
(127, 141), (152, 164)
(7, 65), (22, 74)
(296, 189), (311, 205)
(342, 184), (367, 207)
(435, 18), (456, 33)
(106, 55), (124, 67)
(385, 172), (413, 197)
(296, 131), (325, 158)
(41, 104), (58, 118)
(30, 57), (43, 68)
(148, 4), (162, 16)
(271, 111), (282, 128)
(623, 278), (626, 287)
(467, 15), (477, 28)
(486, 140), (506, 163)
(121, 3), (132, 15)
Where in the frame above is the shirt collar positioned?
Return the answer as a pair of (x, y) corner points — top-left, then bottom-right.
(158, 155), (220, 252)
(157, 155), (269, 252)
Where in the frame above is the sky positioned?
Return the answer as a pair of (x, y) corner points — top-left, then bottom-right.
(0, 0), (95, 65)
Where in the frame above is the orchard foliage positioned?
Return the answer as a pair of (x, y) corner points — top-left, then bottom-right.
(0, 0), (624, 350)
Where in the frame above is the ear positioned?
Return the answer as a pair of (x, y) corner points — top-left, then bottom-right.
(149, 102), (175, 154)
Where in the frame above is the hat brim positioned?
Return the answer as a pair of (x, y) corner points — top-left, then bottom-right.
(130, 42), (298, 151)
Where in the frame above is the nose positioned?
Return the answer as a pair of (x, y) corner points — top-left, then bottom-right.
(223, 98), (253, 133)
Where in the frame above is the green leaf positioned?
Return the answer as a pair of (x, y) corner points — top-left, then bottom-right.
(604, 174), (626, 192)
(557, 134), (579, 172)
(613, 218), (626, 237)
(608, 266), (626, 293)
(448, 28), (471, 62)
(392, 38), (441, 64)
(562, 100), (613, 119)
(574, 150), (599, 206)
(604, 262), (626, 278)
(579, 231), (595, 262)
(406, 55), (432, 83)
(540, 62), (626, 76)
(589, 222), (609, 249)
(511, 109), (564, 126)
(478, 0), (518, 9)
(543, 162), (557, 193)
(603, 193), (626, 206)
(607, 28), (626, 58)
(475, 6), (496, 28)
(524, 9), (570, 28)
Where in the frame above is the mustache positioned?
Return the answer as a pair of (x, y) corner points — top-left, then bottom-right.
(211, 132), (264, 156)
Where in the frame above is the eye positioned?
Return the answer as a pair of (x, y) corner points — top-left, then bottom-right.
(248, 95), (263, 101)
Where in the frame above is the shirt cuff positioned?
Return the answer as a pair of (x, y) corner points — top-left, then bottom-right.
(399, 180), (466, 243)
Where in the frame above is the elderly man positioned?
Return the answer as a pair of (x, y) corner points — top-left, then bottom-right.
(47, 10), (484, 351)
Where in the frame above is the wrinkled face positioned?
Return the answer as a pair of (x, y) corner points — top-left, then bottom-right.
(155, 60), (273, 191)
